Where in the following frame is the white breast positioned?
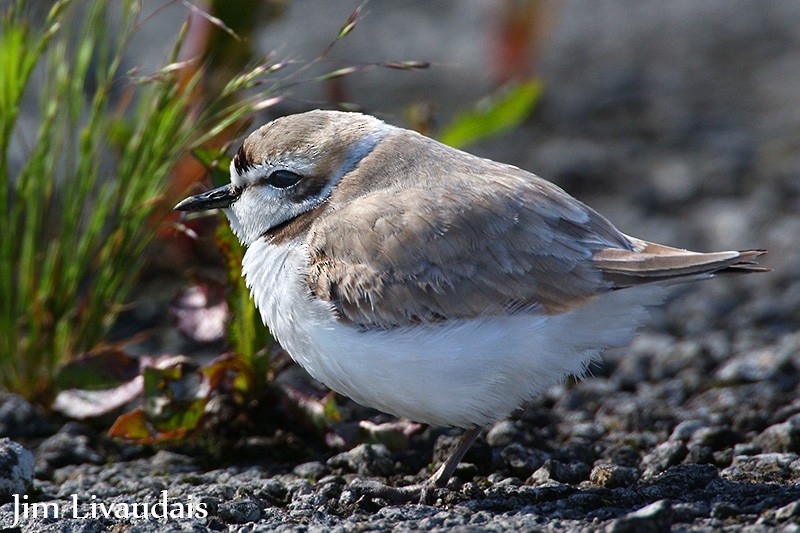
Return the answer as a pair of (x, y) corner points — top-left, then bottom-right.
(242, 238), (663, 428)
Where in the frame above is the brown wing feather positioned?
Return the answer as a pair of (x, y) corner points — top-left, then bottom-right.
(593, 237), (768, 287)
(299, 129), (766, 328)
(303, 135), (634, 327)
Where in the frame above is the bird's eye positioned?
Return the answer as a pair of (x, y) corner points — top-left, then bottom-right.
(265, 170), (302, 189)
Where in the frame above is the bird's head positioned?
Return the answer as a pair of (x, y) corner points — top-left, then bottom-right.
(174, 110), (389, 245)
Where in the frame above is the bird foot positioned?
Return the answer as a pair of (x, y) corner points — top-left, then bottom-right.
(380, 481), (444, 505)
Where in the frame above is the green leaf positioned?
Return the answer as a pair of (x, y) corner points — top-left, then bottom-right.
(54, 348), (139, 391)
(323, 392), (342, 423)
(192, 147), (232, 188)
(438, 79), (543, 149)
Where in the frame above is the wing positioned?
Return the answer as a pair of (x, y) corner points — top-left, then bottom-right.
(304, 166), (634, 328)
(593, 237), (767, 286)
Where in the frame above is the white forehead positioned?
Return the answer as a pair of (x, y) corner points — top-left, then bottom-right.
(228, 120), (390, 188)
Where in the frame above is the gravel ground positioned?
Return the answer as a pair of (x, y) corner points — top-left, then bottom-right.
(2, 0), (800, 531)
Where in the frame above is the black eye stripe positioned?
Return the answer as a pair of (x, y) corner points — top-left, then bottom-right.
(264, 170), (302, 189)
(233, 144), (253, 175)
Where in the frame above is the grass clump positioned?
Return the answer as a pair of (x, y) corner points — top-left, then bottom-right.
(1, 0), (428, 412)
(0, 0), (278, 402)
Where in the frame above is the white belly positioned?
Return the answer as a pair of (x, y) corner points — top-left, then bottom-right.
(242, 239), (661, 428)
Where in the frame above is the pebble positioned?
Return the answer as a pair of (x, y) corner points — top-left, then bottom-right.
(0, 438), (34, 499)
(327, 444), (394, 477)
(733, 442), (763, 456)
(293, 461), (329, 481)
(0, 394), (53, 438)
(684, 444), (714, 465)
(711, 500), (742, 519)
(500, 443), (545, 479)
(714, 349), (789, 383)
(688, 426), (742, 451)
(606, 499), (673, 533)
(721, 453), (800, 483)
(528, 459), (591, 485)
(775, 500), (800, 521)
(34, 423), (102, 477)
(590, 463), (639, 488)
(644, 464), (718, 499)
(671, 501), (711, 522)
(641, 441), (688, 478)
(218, 497), (264, 523)
(754, 417), (800, 453)
(486, 420), (522, 448)
(668, 419), (708, 442)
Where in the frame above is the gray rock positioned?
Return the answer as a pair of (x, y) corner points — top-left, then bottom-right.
(713, 448), (734, 468)
(732, 442), (763, 456)
(689, 426), (742, 451)
(711, 500), (742, 519)
(668, 419), (708, 442)
(528, 459), (591, 485)
(606, 499), (673, 533)
(641, 441), (688, 478)
(571, 422), (606, 441)
(255, 478), (289, 506)
(754, 417), (800, 453)
(34, 423), (102, 477)
(218, 497), (263, 524)
(672, 501), (711, 522)
(499, 443), (546, 479)
(0, 438), (34, 501)
(149, 449), (195, 471)
(604, 442), (644, 468)
(639, 464), (718, 503)
(590, 463), (640, 488)
(293, 461), (329, 481)
(684, 444), (714, 465)
(721, 453), (800, 483)
(0, 394), (53, 439)
(775, 500), (800, 522)
(327, 444), (394, 477)
(715, 348), (791, 383)
(486, 420), (522, 448)
(376, 504), (438, 523)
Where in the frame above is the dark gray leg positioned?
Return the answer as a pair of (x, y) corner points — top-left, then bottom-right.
(386, 427), (483, 505)
(428, 427), (482, 488)
(419, 427), (481, 503)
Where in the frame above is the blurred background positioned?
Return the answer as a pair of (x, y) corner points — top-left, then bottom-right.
(139, 0), (800, 251)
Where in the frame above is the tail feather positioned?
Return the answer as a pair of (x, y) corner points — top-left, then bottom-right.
(593, 236), (768, 288)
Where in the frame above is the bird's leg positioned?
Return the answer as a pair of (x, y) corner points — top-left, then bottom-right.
(418, 426), (481, 503)
(387, 427), (482, 504)
(428, 427), (482, 488)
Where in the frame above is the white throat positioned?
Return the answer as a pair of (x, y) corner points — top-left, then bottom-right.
(224, 123), (391, 245)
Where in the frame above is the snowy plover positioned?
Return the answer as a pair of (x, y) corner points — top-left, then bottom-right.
(175, 110), (765, 497)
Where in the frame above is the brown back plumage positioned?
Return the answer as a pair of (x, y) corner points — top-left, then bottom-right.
(293, 127), (767, 329)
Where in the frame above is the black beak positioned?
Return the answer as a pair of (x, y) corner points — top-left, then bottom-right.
(174, 185), (242, 212)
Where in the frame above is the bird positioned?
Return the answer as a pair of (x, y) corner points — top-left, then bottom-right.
(175, 109), (766, 499)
